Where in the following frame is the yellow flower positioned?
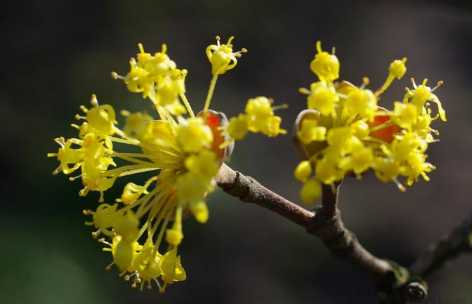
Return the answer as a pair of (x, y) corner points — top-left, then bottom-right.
(294, 42), (445, 200)
(392, 102), (418, 130)
(227, 114), (249, 140)
(294, 160), (312, 182)
(185, 150), (220, 179)
(315, 155), (343, 185)
(343, 88), (377, 121)
(51, 37), (277, 292)
(189, 201), (209, 224)
(160, 248), (187, 286)
(376, 58), (407, 96)
(297, 118), (326, 144)
(176, 117), (213, 153)
(300, 178), (321, 204)
(389, 58), (407, 79)
(307, 81), (339, 117)
(122, 111), (153, 140)
(402, 151), (435, 185)
(245, 96), (286, 137)
(373, 157), (401, 184)
(327, 127), (359, 153)
(206, 36), (247, 76)
(350, 120), (369, 139)
(406, 79), (447, 122)
(136, 43), (176, 80)
(339, 143), (374, 176)
(310, 41), (340, 82)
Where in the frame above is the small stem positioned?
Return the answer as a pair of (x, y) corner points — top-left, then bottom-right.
(370, 121), (393, 133)
(203, 75), (219, 112)
(180, 93), (195, 117)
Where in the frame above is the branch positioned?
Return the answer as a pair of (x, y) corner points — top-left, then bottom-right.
(410, 212), (472, 277)
(216, 163), (405, 297)
(216, 163), (314, 226)
(216, 163), (472, 303)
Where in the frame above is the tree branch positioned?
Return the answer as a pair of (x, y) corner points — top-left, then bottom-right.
(410, 211), (472, 277)
(216, 164), (403, 295)
(216, 163), (314, 226)
(216, 163), (472, 303)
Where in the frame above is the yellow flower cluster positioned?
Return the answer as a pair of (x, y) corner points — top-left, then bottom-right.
(294, 41), (446, 204)
(226, 97), (286, 140)
(49, 36), (284, 291)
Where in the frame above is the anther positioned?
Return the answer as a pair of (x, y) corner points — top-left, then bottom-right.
(432, 80), (444, 92)
(90, 94), (98, 107)
(105, 262), (114, 271)
(138, 43), (145, 53)
(111, 72), (123, 80)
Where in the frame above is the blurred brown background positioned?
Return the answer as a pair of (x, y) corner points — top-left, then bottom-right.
(2, 0), (472, 303)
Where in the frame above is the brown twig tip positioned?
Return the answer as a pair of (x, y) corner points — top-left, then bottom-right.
(216, 163), (314, 226)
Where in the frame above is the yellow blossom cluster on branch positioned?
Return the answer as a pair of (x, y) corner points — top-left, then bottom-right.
(48, 36), (284, 291)
(294, 41), (446, 204)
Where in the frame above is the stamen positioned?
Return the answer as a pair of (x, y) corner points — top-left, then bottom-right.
(79, 187), (89, 197)
(90, 94), (99, 107)
(52, 165), (61, 175)
(153, 278), (162, 290)
(299, 88), (311, 95)
(83, 209), (94, 215)
(161, 43), (167, 53)
(393, 178), (406, 192)
(316, 41), (322, 53)
(179, 93), (195, 117)
(138, 43), (145, 53)
(80, 105), (88, 113)
(68, 174), (81, 181)
(111, 71), (124, 80)
(105, 262), (114, 271)
(272, 104), (289, 111)
(432, 80), (444, 92)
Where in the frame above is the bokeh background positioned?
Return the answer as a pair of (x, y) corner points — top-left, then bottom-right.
(2, 0), (472, 303)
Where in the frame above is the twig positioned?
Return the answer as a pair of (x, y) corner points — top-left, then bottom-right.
(216, 163), (313, 226)
(216, 164), (403, 297)
(216, 163), (472, 303)
(410, 212), (472, 277)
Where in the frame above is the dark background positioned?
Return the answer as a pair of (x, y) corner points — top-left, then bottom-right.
(2, 0), (472, 303)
